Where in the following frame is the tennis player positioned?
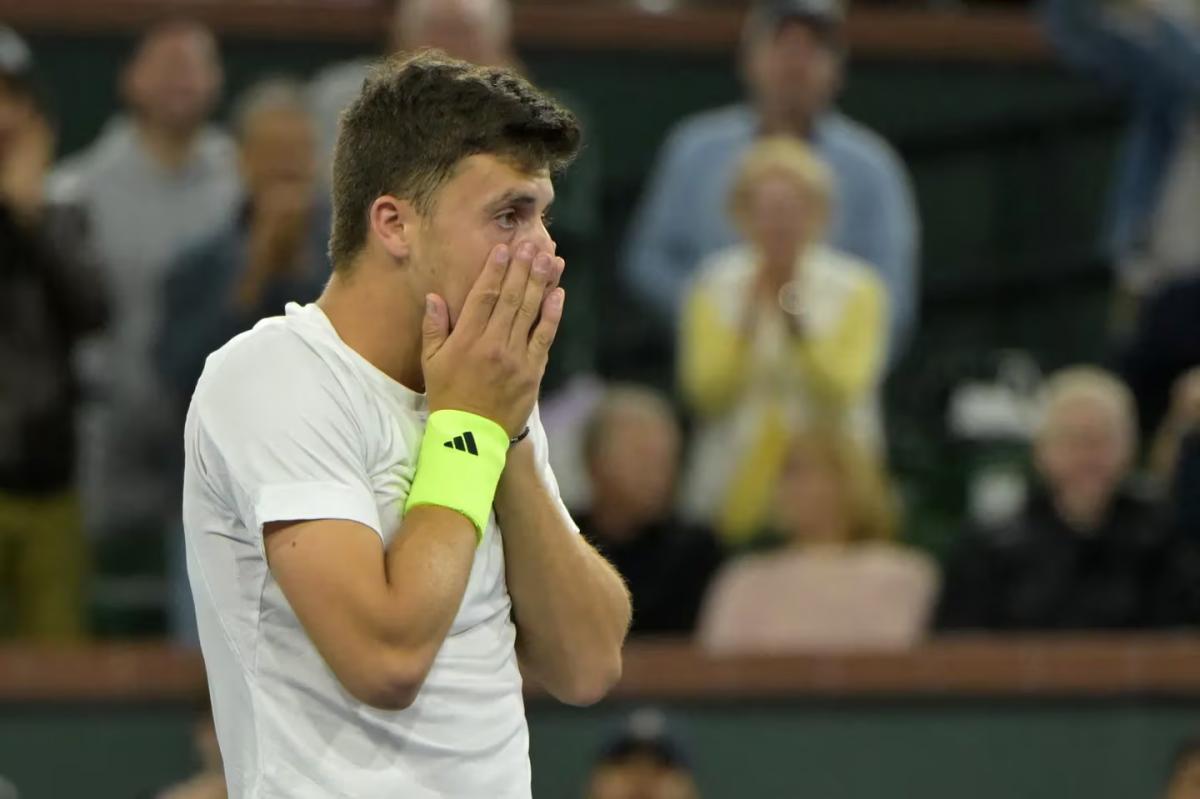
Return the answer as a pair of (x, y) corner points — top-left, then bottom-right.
(181, 52), (631, 798)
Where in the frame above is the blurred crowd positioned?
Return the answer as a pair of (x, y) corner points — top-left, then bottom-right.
(1, 0), (1200, 662)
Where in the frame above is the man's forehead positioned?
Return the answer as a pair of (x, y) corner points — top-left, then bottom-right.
(452, 153), (554, 204)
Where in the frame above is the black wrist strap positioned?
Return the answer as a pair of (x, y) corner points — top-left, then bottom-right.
(509, 426), (531, 448)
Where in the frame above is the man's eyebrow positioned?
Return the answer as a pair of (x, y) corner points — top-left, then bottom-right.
(484, 189), (555, 213)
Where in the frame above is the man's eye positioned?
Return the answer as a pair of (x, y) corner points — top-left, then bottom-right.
(497, 211), (518, 230)
(541, 212), (554, 229)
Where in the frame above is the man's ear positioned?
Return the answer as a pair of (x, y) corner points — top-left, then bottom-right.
(368, 194), (419, 262)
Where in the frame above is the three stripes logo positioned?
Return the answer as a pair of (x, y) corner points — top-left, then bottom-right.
(443, 431), (479, 456)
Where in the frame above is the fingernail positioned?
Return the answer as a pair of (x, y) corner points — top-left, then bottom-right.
(517, 241), (536, 259)
(496, 245), (510, 265)
(425, 295), (437, 315)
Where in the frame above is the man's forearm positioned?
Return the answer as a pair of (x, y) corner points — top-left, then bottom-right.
(495, 443), (630, 705)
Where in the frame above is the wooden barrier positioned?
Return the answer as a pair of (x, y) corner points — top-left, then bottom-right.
(5, 635), (1200, 704)
(0, 0), (1049, 61)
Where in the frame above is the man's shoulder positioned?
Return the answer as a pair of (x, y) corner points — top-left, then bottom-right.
(818, 112), (909, 178)
(662, 104), (756, 158)
(194, 315), (328, 406)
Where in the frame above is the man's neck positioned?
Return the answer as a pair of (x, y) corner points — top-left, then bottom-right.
(135, 118), (201, 171)
(317, 266), (426, 392)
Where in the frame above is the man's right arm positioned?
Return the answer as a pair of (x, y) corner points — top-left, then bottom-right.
(263, 509), (477, 710)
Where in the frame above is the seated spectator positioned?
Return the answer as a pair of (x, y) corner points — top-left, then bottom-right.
(51, 18), (237, 542)
(679, 137), (887, 544)
(698, 427), (936, 654)
(0, 28), (107, 640)
(1041, 0), (1200, 297)
(623, 0), (917, 362)
(1166, 738), (1200, 799)
(938, 367), (1175, 631)
(586, 709), (700, 799)
(574, 387), (723, 636)
(158, 79), (328, 406)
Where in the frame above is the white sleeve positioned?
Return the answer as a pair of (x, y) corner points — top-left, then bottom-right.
(192, 337), (383, 542)
(528, 404), (580, 534)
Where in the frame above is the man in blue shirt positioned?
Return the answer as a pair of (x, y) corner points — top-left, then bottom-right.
(622, 0), (919, 363)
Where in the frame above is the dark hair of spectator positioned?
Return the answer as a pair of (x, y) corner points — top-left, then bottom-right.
(1168, 737), (1200, 784)
(328, 49), (581, 269)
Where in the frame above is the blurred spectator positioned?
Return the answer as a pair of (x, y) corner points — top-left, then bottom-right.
(51, 18), (238, 541)
(1121, 274), (1200, 440)
(938, 367), (1176, 630)
(678, 137), (886, 544)
(158, 79), (327, 406)
(585, 709), (699, 799)
(623, 0), (918, 362)
(1175, 429), (1200, 536)
(574, 387), (722, 636)
(1166, 738), (1200, 799)
(156, 79), (326, 645)
(309, 0), (601, 393)
(1042, 0), (1200, 297)
(698, 427), (936, 654)
(0, 27), (107, 640)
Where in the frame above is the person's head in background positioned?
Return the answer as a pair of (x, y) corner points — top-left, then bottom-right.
(1034, 367), (1138, 532)
(582, 387), (682, 542)
(390, 0), (514, 67)
(729, 136), (832, 274)
(231, 79), (317, 210)
(121, 19), (222, 145)
(1166, 738), (1200, 799)
(772, 425), (897, 547)
(742, 0), (844, 136)
(586, 710), (699, 799)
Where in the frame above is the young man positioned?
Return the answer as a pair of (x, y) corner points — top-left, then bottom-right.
(183, 52), (630, 798)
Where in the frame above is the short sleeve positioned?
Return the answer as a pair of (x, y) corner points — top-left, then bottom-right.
(191, 331), (383, 543)
(527, 404), (579, 535)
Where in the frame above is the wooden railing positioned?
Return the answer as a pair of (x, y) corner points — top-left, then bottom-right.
(0, 1), (1050, 61)
(5, 635), (1200, 704)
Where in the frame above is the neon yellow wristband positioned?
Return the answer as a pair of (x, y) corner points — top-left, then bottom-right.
(404, 409), (508, 543)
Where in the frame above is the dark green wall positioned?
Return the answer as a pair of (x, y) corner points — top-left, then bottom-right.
(0, 697), (1194, 798)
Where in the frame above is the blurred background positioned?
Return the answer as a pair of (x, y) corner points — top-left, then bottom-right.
(2, 0), (1200, 796)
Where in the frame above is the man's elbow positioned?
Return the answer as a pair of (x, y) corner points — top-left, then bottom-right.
(555, 649), (623, 708)
(343, 650), (432, 711)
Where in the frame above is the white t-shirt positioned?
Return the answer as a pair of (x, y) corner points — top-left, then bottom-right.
(183, 302), (571, 799)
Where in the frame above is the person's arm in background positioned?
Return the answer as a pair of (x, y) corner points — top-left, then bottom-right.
(621, 124), (705, 324)
(157, 237), (246, 403)
(494, 418), (630, 706)
(678, 276), (754, 417)
(786, 273), (886, 411)
(35, 204), (108, 342)
(1041, 0), (1200, 98)
(850, 149), (919, 365)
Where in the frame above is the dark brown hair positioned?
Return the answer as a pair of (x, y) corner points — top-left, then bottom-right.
(329, 49), (581, 269)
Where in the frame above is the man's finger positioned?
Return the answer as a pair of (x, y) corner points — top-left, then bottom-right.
(510, 253), (557, 348)
(488, 240), (535, 338)
(455, 244), (510, 336)
(528, 287), (565, 362)
(421, 293), (450, 362)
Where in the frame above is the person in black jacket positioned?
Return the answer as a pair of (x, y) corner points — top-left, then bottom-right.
(0, 28), (107, 639)
(938, 367), (1176, 631)
(574, 386), (723, 636)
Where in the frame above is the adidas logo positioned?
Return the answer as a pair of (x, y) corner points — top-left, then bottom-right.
(443, 431), (479, 456)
